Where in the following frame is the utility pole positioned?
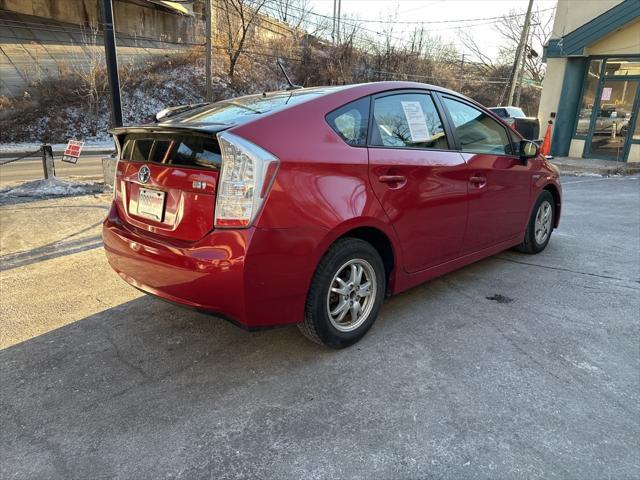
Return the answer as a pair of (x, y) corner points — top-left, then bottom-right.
(336, 0), (341, 44)
(332, 0), (337, 45)
(507, 0), (534, 106)
(514, 26), (531, 107)
(459, 53), (465, 91)
(205, 0), (212, 101)
(100, 0), (122, 127)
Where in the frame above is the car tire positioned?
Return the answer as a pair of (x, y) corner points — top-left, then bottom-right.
(298, 238), (386, 348)
(515, 190), (555, 254)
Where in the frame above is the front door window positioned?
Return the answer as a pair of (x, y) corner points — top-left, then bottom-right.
(441, 98), (512, 154)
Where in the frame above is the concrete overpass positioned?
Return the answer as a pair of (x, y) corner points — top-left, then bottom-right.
(0, 0), (204, 97)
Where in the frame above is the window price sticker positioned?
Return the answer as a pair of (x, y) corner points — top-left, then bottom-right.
(401, 101), (430, 142)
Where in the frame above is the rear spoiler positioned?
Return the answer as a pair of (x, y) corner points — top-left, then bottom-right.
(108, 124), (228, 136)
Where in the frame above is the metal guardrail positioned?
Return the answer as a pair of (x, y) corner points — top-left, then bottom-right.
(0, 145), (56, 179)
(0, 149), (41, 166)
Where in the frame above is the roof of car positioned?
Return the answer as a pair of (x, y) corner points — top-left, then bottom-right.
(111, 81), (467, 136)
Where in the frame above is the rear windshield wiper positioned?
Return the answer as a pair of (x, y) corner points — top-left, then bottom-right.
(221, 102), (264, 114)
(156, 103), (209, 122)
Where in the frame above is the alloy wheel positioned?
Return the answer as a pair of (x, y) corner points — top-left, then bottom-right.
(326, 259), (377, 332)
(534, 200), (553, 245)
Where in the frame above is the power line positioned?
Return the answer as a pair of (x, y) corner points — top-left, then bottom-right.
(261, 0), (551, 32)
(315, 7), (555, 25)
(257, 0), (548, 53)
(397, 0), (445, 16)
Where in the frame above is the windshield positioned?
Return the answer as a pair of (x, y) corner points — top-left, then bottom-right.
(162, 88), (338, 126)
(506, 107), (526, 118)
(490, 108), (509, 118)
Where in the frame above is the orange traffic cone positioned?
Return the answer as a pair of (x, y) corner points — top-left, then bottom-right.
(540, 120), (553, 158)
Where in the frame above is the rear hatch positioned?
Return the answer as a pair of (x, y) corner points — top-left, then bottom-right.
(110, 88), (337, 241)
(112, 128), (224, 242)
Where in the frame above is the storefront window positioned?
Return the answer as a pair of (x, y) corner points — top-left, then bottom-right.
(588, 79), (638, 161)
(604, 58), (640, 77)
(634, 116), (640, 141)
(575, 60), (602, 136)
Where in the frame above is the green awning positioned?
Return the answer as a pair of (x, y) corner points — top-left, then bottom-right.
(544, 0), (640, 59)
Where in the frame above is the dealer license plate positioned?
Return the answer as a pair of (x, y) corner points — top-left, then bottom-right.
(137, 188), (166, 222)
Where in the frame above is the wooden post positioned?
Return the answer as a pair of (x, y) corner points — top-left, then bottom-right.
(41, 145), (55, 179)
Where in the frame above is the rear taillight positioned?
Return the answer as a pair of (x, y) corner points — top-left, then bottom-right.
(214, 132), (279, 228)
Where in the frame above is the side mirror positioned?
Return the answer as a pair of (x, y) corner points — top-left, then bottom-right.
(520, 140), (538, 161)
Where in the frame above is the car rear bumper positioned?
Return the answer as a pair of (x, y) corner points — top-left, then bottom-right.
(102, 202), (321, 328)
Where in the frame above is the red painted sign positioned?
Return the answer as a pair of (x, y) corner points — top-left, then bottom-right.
(62, 140), (84, 164)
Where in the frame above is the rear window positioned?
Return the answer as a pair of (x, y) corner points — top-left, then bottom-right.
(167, 89), (333, 125)
(120, 133), (221, 170)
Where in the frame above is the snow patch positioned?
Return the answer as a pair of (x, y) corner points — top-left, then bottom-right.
(572, 172), (606, 178)
(575, 361), (601, 373)
(1, 178), (105, 198)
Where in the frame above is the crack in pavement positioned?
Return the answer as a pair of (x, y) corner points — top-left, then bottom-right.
(100, 327), (152, 382)
(496, 256), (639, 285)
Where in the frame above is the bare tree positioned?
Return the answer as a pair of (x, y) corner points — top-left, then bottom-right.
(459, 29), (498, 75)
(71, 20), (107, 136)
(219, 0), (268, 78)
(272, 0), (312, 31)
(496, 7), (554, 83)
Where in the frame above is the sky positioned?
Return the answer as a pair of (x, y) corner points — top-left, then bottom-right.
(306, 0), (558, 60)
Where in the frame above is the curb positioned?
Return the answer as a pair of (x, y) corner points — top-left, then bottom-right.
(555, 165), (640, 177)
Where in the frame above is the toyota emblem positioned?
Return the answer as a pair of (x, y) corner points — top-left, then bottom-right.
(138, 165), (151, 184)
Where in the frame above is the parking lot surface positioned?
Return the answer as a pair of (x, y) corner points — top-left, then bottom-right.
(1, 176), (639, 479)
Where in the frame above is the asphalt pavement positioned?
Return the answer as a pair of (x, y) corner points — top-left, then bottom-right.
(0, 155), (105, 188)
(0, 176), (638, 479)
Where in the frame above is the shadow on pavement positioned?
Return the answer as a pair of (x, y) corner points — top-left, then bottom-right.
(2, 251), (638, 479)
(0, 294), (330, 478)
(0, 234), (104, 271)
(1, 204), (109, 270)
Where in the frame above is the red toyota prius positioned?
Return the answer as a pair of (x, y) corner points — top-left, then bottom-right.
(103, 82), (561, 348)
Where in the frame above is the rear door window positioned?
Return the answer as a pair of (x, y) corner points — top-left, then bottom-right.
(370, 93), (449, 150)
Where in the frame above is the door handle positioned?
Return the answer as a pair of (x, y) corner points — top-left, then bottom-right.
(379, 175), (406, 184)
(469, 175), (487, 187)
